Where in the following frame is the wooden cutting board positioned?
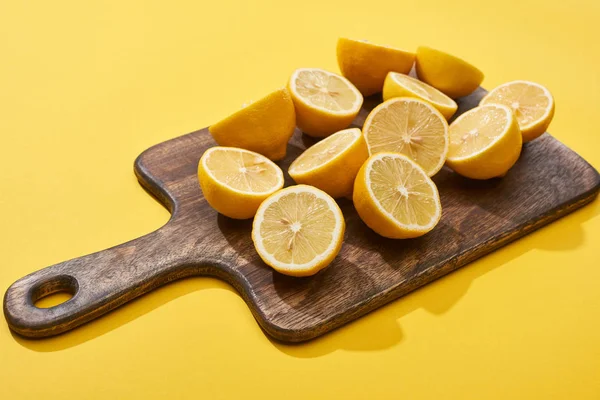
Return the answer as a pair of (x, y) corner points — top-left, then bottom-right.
(4, 88), (600, 341)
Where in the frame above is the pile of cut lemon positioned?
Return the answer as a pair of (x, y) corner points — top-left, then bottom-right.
(199, 38), (555, 277)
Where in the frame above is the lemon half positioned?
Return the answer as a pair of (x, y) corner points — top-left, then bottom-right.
(208, 88), (295, 161)
(446, 104), (522, 179)
(415, 46), (484, 99)
(480, 80), (555, 142)
(289, 128), (368, 198)
(363, 97), (449, 176)
(252, 185), (345, 277)
(198, 147), (284, 219)
(337, 38), (415, 96)
(353, 153), (442, 239)
(383, 72), (458, 120)
(288, 68), (363, 137)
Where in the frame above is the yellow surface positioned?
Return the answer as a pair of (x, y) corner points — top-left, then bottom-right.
(0, 0), (599, 398)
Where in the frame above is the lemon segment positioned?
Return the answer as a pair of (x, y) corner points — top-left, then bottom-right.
(446, 104), (522, 180)
(288, 128), (369, 198)
(480, 80), (555, 142)
(288, 68), (363, 138)
(383, 72), (458, 120)
(198, 147), (284, 219)
(252, 185), (345, 277)
(353, 153), (442, 239)
(336, 38), (415, 96)
(415, 46), (484, 99)
(208, 88), (296, 161)
(363, 97), (449, 176)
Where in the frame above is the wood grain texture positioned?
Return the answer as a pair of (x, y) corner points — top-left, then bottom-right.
(4, 88), (600, 341)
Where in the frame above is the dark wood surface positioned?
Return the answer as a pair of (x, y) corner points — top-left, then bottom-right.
(4, 88), (600, 341)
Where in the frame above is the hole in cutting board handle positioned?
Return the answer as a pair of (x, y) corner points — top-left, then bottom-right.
(31, 275), (78, 309)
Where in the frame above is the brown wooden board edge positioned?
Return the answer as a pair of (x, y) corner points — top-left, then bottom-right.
(134, 130), (600, 343)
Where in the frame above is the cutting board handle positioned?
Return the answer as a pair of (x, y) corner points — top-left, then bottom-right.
(3, 225), (191, 338)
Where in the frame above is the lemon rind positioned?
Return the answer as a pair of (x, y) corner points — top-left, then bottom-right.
(340, 37), (414, 54)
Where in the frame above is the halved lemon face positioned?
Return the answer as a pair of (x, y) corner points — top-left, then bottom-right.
(448, 106), (508, 158)
(198, 147), (284, 219)
(290, 68), (362, 113)
(363, 97), (449, 176)
(203, 147), (282, 192)
(288, 128), (368, 198)
(480, 80), (554, 142)
(383, 72), (457, 120)
(290, 129), (358, 173)
(288, 68), (363, 137)
(252, 185), (345, 276)
(353, 153), (442, 239)
(446, 104), (522, 180)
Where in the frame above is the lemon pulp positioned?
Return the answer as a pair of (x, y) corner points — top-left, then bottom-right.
(368, 154), (440, 228)
(294, 69), (360, 112)
(364, 98), (448, 176)
(205, 148), (282, 193)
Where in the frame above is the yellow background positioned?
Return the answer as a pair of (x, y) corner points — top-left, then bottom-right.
(1, 0), (599, 398)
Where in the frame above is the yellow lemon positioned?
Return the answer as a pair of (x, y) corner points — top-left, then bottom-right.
(252, 185), (345, 277)
(208, 88), (295, 161)
(480, 80), (555, 142)
(288, 68), (363, 138)
(289, 128), (368, 198)
(353, 153), (442, 239)
(198, 147), (284, 219)
(336, 37), (415, 97)
(446, 104), (522, 180)
(383, 72), (458, 120)
(363, 97), (449, 176)
(415, 46), (484, 98)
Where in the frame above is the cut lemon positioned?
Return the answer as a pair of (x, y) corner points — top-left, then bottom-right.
(353, 153), (442, 239)
(289, 128), (369, 198)
(208, 88), (296, 161)
(336, 37), (415, 96)
(363, 97), (449, 176)
(383, 72), (458, 120)
(198, 147), (284, 219)
(288, 68), (363, 137)
(446, 104), (522, 180)
(479, 80), (555, 142)
(415, 46), (484, 99)
(252, 185), (345, 277)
